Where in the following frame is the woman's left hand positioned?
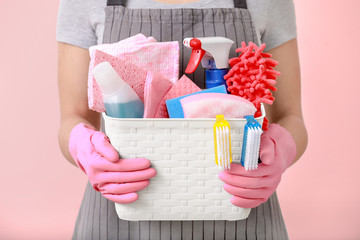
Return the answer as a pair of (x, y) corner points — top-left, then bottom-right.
(218, 123), (297, 208)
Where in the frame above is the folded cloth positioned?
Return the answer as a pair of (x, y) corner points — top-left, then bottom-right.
(144, 71), (173, 118)
(88, 34), (179, 112)
(154, 75), (201, 118)
(89, 34), (157, 58)
(180, 92), (257, 118)
(89, 34), (179, 83)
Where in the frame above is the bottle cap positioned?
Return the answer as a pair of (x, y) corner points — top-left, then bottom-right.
(92, 62), (125, 96)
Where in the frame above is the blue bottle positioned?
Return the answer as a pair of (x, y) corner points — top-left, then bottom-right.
(204, 60), (229, 90)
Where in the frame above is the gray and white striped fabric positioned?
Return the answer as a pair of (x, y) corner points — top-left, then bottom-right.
(72, 1), (289, 239)
(73, 183), (288, 240)
(102, 6), (257, 89)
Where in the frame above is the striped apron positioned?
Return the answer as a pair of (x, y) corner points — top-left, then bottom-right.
(72, 0), (289, 239)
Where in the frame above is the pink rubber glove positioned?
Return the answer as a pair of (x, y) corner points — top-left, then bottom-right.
(69, 123), (157, 204)
(218, 124), (297, 208)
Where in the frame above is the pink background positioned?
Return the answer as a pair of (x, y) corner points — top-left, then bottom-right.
(0, 0), (359, 239)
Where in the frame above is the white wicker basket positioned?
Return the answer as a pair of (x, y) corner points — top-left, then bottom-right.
(103, 104), (265, 221)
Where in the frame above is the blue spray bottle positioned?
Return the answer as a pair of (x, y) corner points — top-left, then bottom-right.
(183, 37), (234, 89)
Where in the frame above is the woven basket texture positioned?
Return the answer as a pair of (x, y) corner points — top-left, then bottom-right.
(103, 106), (264, 221)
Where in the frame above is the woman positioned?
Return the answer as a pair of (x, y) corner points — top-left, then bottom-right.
(57, 0), (308, 239)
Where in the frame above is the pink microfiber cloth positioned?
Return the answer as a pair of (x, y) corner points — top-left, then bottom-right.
(224, 42), (280, 130)
(90, 34), (157, 58)
(180, 93), (256, 118)
(143, 71), (173, 118)
(154, 75), (201, 118)
(88, 34), (179, 112)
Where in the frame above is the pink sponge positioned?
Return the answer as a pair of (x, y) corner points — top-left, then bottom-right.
(180, 93), (256, 118)
(144, 71), (173, 118)
(154, 75), (201, 118)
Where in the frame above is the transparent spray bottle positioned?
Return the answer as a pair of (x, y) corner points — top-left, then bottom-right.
(92, 62), (144, 118)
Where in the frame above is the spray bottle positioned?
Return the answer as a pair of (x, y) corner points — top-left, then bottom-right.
(92, 62), (144, 118)
(183, 37), (234, 89)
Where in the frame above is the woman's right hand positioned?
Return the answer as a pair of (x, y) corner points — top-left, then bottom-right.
(69, 123), (157, 204)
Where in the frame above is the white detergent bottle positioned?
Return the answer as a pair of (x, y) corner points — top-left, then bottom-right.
(92, 62), (144, 118)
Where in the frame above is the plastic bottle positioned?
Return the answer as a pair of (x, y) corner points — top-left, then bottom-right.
(183, 37), (234, 90)
(92, 62), (144, 118)
(204, 60), (230, 89)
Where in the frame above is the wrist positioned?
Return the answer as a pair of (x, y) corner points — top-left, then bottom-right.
(266, 123), (297, 168)
(68, 123), (97, 170)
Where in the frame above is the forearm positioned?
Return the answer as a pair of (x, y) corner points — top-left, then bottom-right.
(264, 39), (308, 164)
(273, 115), (308, 164)
(57, 42), (101, 166)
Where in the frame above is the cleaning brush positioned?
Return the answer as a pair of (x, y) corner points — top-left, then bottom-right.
(213, 115), (232, 169)
(241, 116), (263, 171)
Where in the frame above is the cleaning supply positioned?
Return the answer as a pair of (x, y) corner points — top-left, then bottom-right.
(143, 71), (173, 118)
(241, 116), (263, 171)
(166, 85), (227, 118)
(89, 33), (179, 83)
(69, 123), (157, 204)
(183, 37), (234, 89)
(89, 34), (157, 57)
(154, 75), (202, 118)
(224, 41), (280, 131)
(180, 92), (256, 118)
(218, 123), (297, 208)
(88, 34), (179, 112)
(89, 50), (149, 112)
(213, 115), (232, 170)
(92, 62), (144, 118)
